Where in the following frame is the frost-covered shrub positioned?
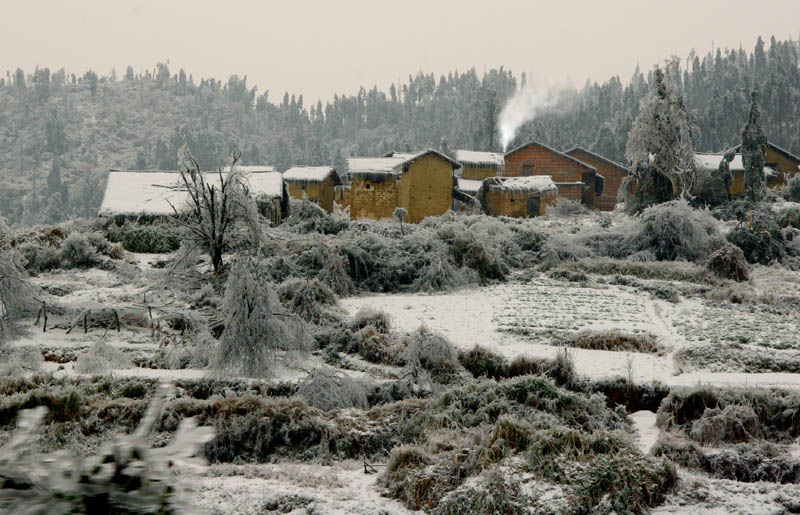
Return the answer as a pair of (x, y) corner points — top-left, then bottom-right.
(74, 341), (133, 374)
(296, 369), (369, 411)
(350, 307), (391, 333)
(689, 405), (762, 446)
(348, 326), (405, 365)
(537, 232), (593, 268)
(403, 326), (461, 384)
(437, 223), (507, 282)
(789, 175), (800, 202)
(277, 277), (340, 325)
(212, 258), (313, 378)
(107, 223), (181, 253)
(59, 233), (96, 268)
(570, 329), (661, 353)
(727, 210), (787, 265)
(317, 248), (355, 296)
(0, 345), (43, 377)
(632, 200), (718, 261)
(18, 242), (61, 272)
(550, 197), (589, 217)
(0, 387), (214, 514)
(706, 243), (749, 281)
(0, 255), (39, 341)
(282, 199), (349, 235)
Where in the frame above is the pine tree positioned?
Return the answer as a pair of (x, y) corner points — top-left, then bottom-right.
(741, 90), (767, 202)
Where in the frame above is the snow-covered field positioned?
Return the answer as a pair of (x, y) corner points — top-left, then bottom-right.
(7, 245), (800, 514)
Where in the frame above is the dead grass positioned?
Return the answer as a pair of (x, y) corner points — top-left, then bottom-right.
(569, 329), (662, 354)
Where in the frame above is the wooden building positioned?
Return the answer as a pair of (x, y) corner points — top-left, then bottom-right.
(565, 147), (627, 211)
(100, 169), (288, 226)
(454, 150), (505, 180)
(504, 140), (599, 208)
(477, 176), (557, 218)
(346, 149), (460, 223)
(283, 166), (342, 212)
(726, 141), (800, 189)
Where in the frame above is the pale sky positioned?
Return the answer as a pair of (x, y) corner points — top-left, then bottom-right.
(2, 0), (798, 104)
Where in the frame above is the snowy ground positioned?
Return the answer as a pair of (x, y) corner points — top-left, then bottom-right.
(10, 251), (800, 513)
(340, 275), (800, 388)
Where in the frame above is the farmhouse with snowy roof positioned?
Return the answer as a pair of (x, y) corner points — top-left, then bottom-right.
(693, 151), (782, 197)
(477, 176), (558, 218)
(99, 168), (288, 225)
(725, 141), (800, 189)
(283, 166), (342, 212)
(504, 140), (600, 209)
(454, 150), (505, 180)
(345, 149), (460, 223)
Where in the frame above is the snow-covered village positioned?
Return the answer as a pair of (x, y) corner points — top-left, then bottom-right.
(2, 2), (800, 513)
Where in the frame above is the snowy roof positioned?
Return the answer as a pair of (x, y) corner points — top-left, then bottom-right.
(504, 140), (597, 172)
(564, 147), (630, 173)
(456, 178), (483, 194)
(283, 166), (341, 184)
(728, 141), (800, 165)
(483, 175), (557, 193)
(347, 155), (407, 175)
(694, 153), (779, 177)
(694, 153), (745, 172)
(347, 149), (460, 177)
(229, 165), (276, 173)
(99, 170), (284, 216)
(454, 150), (505, 168)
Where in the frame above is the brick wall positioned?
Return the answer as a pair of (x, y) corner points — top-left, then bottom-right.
(505, 142), (596, 207)
(555, 182), (584, 203)
(397, 153), (454, 223)
(462, 165), (500, 180)
(350, 176), (397, 220)
(566, 149), (630, 211)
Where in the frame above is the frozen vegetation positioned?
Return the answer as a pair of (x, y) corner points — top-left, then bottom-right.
(3, 191), (800, 513)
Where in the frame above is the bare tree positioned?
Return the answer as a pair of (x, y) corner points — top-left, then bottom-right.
(170, 145), (254, 274)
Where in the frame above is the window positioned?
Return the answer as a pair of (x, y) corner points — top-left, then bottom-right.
(364, 183), (373, 190)
(522, 164), (534, 176)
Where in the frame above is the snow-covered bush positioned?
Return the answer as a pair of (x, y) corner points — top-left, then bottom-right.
(0, 253), (38, 341)
(550, 197), (589, 217)
(74, 341), (133, 374)
(0, 345), (43, 377)
(18, 242), (60, 273)
(631, 200), (718, 261)
(727, 210), (787, 265)
(402, 326), (461, 384)
(789, 175), (800, 202)
(689, 405), (762, 446)
(212, 257), (313, 378)
(282, 199), (349, 235)
(0, 386), (214, 514)
(277, 277), (340, 325)
(59, 233), (96, 268)
(350, 307), (391, 333)
(317, 247), (355, 296)
(436, 223), (507, 282)
(706, 243), (749, 281)
(570, 329), (661, 353)
(107, 222), (180, 253)
(296, 369), (369, 411)
(348, 326), (405, 365)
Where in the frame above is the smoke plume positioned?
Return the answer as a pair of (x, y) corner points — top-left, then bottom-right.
(498, 86), (560, 151)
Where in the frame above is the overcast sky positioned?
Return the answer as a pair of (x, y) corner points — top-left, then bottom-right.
(2, 0), (797, 104)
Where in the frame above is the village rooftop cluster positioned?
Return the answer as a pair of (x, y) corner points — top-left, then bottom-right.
(100, 139), (800, 225)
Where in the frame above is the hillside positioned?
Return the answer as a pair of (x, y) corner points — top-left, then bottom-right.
(0, 35), (798, 226)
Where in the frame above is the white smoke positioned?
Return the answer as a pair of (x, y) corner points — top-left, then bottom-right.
(498, 86), (560, 151)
